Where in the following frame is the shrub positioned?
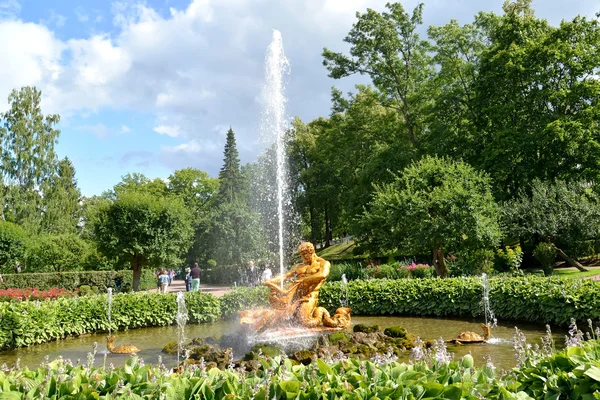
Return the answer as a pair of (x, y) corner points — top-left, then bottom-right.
(0, 221), (29, 274)
(495, 245), (524, 274)
(25, 233), (90, 273)
(0, 270), (156, 292)
(0, 291), (220, 349)
(318, 277), (600, 327)
(448, 249), (495, 277)
(219, 286), (269, 319)
(534, 242), (557, 269)
(328, 262), (368, 281)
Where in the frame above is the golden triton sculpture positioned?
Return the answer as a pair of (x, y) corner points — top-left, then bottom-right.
(239, 242), (351, 332)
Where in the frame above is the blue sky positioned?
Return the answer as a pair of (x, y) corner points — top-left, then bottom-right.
(1, 0), (598, 196)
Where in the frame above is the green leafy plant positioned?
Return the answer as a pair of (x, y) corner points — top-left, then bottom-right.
(534, 242), (557, 273)
(495, 245), (524, 274)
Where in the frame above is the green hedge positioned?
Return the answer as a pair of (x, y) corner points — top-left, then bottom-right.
(0, 270), (156, 292)
(0, 291), (220, 349)
(318, 277), (600, 326)
(219, 286), (269, 319)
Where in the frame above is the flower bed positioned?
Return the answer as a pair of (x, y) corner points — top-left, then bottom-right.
(0, 287), (77, 302)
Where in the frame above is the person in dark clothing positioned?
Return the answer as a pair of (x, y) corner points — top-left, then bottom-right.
(184, 268), (192, 292)
(190, 263), (201, 291)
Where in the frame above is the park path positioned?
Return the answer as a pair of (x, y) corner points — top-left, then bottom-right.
(149, 279), (232, 297)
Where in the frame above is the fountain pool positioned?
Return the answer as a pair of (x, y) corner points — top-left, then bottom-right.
(0, 316), (565, 371)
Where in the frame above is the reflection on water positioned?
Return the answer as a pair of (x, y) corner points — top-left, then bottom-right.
(0, 316), (566, 370)
(354, 316), (566, 370)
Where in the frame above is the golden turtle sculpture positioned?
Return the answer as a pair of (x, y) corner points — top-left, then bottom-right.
(106, 335), (140, 354)
(446, 324), (491, 345)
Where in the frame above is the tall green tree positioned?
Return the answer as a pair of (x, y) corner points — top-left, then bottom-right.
(217, 128), (243, 204)
(105, 173), (167, 200)
(360, 156), (502, 277)
(322, 2), (432, 145)
(94, 192), (193, 290)
(167, 168), (219, 265)
(471, 2), (600, 198)
(0, 87), (60, 230)
(41, 157), (82, 234)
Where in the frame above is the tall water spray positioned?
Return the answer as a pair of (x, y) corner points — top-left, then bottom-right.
(340, 274), (349, 307)
(262, 30), (290, 289)
(481, 273), (497, 327)
(176, 292), (189, 365)
(106, 288), (113, 336)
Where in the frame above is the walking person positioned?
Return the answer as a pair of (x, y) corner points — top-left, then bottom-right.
(185, 268), (192, 292)
(158, 269), (170, 293)
(190, 262), (201, 292)
(261, 263), (272, 282)
(248, 260), (259, 287)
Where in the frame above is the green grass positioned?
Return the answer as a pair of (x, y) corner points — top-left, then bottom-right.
(317, 241), (359, 260)
(551, 267), (600, 279)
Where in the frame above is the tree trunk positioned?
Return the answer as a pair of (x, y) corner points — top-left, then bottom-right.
(324, 207), (332, 248)
(309, 202), (317, 247)
(555, 247), (588, 272)
(131, 255), (143, 291)
(432, 248), (448, 277)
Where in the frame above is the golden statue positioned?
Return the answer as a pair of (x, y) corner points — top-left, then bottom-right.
(239, 242), (351, 332)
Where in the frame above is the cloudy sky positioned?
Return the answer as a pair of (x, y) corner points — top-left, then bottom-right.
(0, 0), (597, 196)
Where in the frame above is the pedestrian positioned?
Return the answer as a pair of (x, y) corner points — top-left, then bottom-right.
(190, 262), (201, 292)
(248, 260), (258, 287)
(185, 268), (192, 292)
(261, 263), (272, 282)
(158, 269), (170, 293)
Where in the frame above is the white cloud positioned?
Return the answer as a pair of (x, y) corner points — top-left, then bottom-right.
(0, 20), (63, 112)
(1, 0), (598, 178)
(121, 124), (131, 133)
(153, 125), (181, 137)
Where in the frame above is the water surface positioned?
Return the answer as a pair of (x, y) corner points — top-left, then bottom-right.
(0, 316), (566, 371)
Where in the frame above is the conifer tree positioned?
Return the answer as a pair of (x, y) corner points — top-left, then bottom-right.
(217, 127), (242, 203)
(41, 157), (82, 234)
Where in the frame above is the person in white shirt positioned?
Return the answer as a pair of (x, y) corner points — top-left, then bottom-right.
(261, 263), (273, 282)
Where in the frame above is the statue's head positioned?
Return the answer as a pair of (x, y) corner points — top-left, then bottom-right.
(107, 335), (115, 343)
(480, 324), (491, 338)
(298, 242), (315, 262)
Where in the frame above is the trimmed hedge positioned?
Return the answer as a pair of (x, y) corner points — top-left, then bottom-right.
(219, 286), (269, 319)
(0, 270), (156, 292)
(318, 277), (600, 326)
(0, 291), (220, 349)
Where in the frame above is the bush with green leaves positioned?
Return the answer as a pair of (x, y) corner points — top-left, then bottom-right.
(219, 286), (269, 319)
(24, 233), (90, 273)
(448, 249), (495, 277)
(503, 180), (600, 258)
(0, 221), (29, 274)
(328, 261), (368, 281)
(318, 277), (600, 326)
(0, 270), (156, 292)
(360, 156), (502, 277)
(1, 336), (600, 398)
(495, 245), (524, 274)
(534, 242), (557, 270)
(0, 291), (220, 349)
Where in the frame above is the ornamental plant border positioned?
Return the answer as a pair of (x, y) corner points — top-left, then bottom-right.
(0, 276), (598, 350)
(318, 276), (600, 327)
